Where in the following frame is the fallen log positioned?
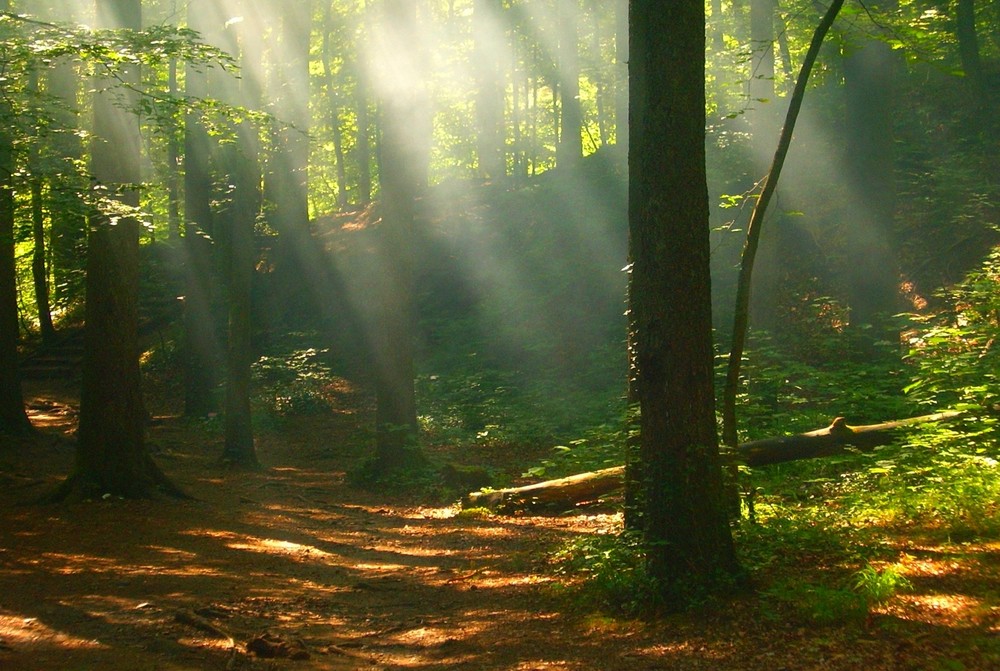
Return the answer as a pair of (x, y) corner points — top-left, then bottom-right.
(464, 411), (962, 512)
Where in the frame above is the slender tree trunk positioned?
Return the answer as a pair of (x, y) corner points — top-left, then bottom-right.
(218, 1), (261, 470)
(54, 0), (181, 498)
(46, 51), (88, 304)
(722, 0), (845, 449)
(182, 0), (222, 418)
(355, 2), (373, 205)
(474, 0), (506, 179)
(31, 178), (55, 345)
(956, 0), (992, 114)
(627, 0), (742, 605)
(614, 0), (628, 150)
(371, 0), (424, 473)
(842, 0), (899, 327)
(556, 0), (582, 168)
(749, 0), (775, 105)
(0, 4), (31, 434)
(321, 3), (349, 210)
(167, 56), (181, 242)
(27, 68), (55, 345)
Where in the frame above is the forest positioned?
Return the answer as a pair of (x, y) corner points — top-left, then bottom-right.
(0, 0), (998, 669)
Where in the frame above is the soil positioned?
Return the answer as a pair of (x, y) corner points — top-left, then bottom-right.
(1, 378), (998, 671)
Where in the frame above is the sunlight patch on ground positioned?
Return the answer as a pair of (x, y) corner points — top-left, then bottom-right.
(225, 536), (335, 562)
(511, 661), (579, 670)
(30, 551), (231, 579)
(893, 593), (989, 627)
(0, 613), (106, 650)
(464, 573), (553, 590)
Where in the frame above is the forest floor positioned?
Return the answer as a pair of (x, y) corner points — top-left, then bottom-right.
(0, 377), (998, 671)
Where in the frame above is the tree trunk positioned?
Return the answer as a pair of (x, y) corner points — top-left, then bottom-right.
(370, 0), (425, 473)
(627, 0), (742, 605)
(321, 3), (350, 210)
(467, 412), (964, 512)
(31, 177), (56, 345)
(614, 0), (627, 150)
(218, 2), (261, 470)
(473, 0), (506, 179)
(46, 40), (88, 305)
(749, 0), (775, 105)
(556, 0), (582, 168)
(182, 0), (222, 418)
(722, 0), (845, 450)
(842, 0), (899, 328)
(355, 2), (373, 205)
(27, 67), (56, 345)
(54, 0), (181, 498)
(267, 0), (312, 320)
(0, 21), (32, 435)
(955, 0), (992, 115)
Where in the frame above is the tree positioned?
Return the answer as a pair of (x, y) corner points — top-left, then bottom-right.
(54, 0), (181, 499)
(842, 0), (900, 327)
(368, 0), (426, 473)
(44, 2), (89, 306)
(625, 0), (742, 604)
(182, 0), (222, 418)
(473, 0), (506, 179)
(267, 0), (312, 314)
(0, 0), (32, 436)
(217, 0), (262, 470)
(27, 67), (56, 345)
(721, 0), (847, 449)
(555, 0), (582, 168)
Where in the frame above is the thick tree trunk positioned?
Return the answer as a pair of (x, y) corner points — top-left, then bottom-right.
(466, 412), (963, 512)
(842, 0), (899, 327)
(627, 0), (742, 604)
(370, 0), (424, 473)
(52, 0), (183, 499)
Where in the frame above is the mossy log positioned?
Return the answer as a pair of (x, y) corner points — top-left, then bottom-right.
(465, 411), (962, 512)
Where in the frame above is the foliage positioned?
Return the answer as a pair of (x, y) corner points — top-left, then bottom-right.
(251, 346), (338, 419)
(853, 563), (912, 607)
(551, 531), (661, 617)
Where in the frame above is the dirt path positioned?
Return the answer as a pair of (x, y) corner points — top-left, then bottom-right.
(1, 383), (997, 670)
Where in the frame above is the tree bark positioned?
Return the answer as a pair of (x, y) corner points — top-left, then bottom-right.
(473, 0), (506, 179)
(627, 0), (742, 604)
(722, 0), (845, 450)
(27, 67), (56, 345)
(321, 2), (350, 210)
(267, 0), (312, 321)
(842, 0), (899, 327)
(369, 0), (425, 473)
(0, 7), (32, 434)
(955, 0), (992, 115)
(556, 0), (582, 168)
(54, 0), (182, 498)
(467, 412), (963, 512)
(182, 0), (222, 418)
(218, 1), (260, 470)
